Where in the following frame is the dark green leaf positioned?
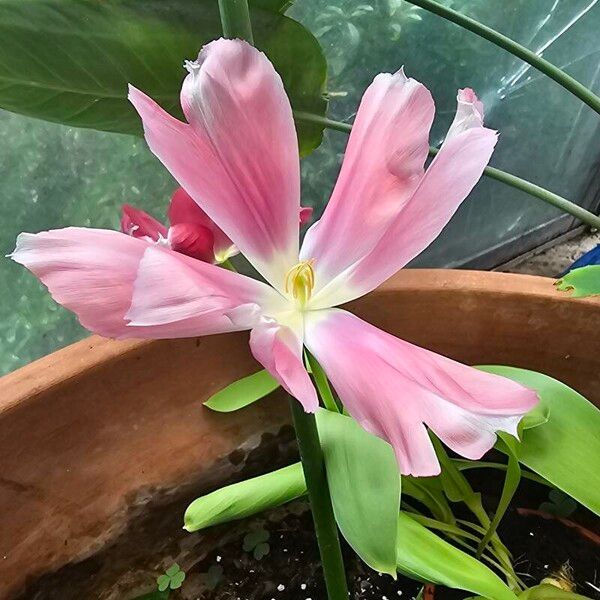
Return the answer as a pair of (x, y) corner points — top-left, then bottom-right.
(315, 409), (400, 577)
(184, 463), (306, 532)
(477, 366), (600, 516)
(555, 266), (600, 298)
(253, 542), (270, 559)
(0, 0), (327, 155)
(396, 513), (517, 600)
(129, 590), (169, 600)
(204, 370), (279, 412)
(205, 565), (223, 591)
(243, 528), (269, 551)
(519, 584), (591, 600)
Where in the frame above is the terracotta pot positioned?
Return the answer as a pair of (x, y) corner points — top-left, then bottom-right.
(0, 269), (598, 598)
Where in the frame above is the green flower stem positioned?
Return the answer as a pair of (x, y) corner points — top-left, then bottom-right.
(305, 350), (340, 413)
(293, 111), (600, 230)
(218, 0), (254, 43)
(289, 397), (349, 600)
(402, 0), (600, 115)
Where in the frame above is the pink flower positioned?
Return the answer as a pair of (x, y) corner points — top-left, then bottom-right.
(121, 188), (313, 264)
(121, 187), (237, 264)
(11, 40), (537, 476)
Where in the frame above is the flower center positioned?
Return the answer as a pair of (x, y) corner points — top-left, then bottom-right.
(285, 259), (315, 307)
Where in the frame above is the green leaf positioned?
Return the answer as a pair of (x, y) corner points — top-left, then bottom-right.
(169, 571), (185, 590)
(184, 463), (306, 532)
(315, 409), (400, 577)
(539, 489), (577, 518)
(396, 512), (517, 600)
(253, 542), (270, 559)
(129, 590), (169, 600)
(165, 564), (180, 578)
(204, 370), (279, 412)
(204, 565), (223, 591)
(519, 584), (591, 600)
(555, 266), (600, 298)
(0, 0), (327, 155)
(243, 528), (269, 551)
(156, 575), (170, 593)
(477, 366), (600, 516)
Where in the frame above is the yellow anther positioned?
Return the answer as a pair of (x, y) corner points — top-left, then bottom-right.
(285, 259), (316, 306)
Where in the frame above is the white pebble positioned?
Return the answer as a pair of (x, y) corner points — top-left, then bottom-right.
(277, 584), (285, 591)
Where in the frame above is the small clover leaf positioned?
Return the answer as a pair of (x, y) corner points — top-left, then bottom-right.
(243, 528), (270, 552)
(539, 489), (578, 518)
(205, 565), (223, 590)
(157, 564), (185, 591)
(253, 542), (270, 560)
(156, 575), (170, 593)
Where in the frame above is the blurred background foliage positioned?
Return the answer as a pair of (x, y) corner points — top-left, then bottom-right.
(1, 0), (600, 374)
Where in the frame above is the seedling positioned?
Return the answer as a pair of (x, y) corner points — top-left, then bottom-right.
(539, 489), (577, 518)
(157, 563), (185, 592)
(243, 527), (270, 560)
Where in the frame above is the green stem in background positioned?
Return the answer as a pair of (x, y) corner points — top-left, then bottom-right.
(288, 398), (349, 600)
(402, 0), (600, 115)
(218, 0), (254, 43)
(305, 350), (341, 413)
(221, 259), (237, 272)
(452, 460), (551, 487)
(293, 111), (600, 230)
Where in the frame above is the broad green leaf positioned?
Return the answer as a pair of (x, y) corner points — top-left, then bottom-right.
(0, 0), (327, 155)
(555, 266), (600, 298)
(477, 366), (600, 516)
(203, 369), (279, 412)
(184, 463), (305, 532)
(396, 513), (517, 600)
(519, 585), (591, 600)
(315, 409), (400, 577)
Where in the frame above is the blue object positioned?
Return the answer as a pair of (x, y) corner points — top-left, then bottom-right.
(563, 244), (600, 276)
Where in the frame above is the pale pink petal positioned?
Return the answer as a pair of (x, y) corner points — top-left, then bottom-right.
(249, 317), (318, 413)
(10, 228), (275, 340)
(126, 245), (284, 334)
(311, 88), (497, 309)
(304, 309), (538, 476)
(300, 69), (434, 288)
(121, 204), (167, 240)
(168, 188), (237, 263)
(168, 223), (214, 263)
(446, 88), (484, 138)
(129, 38), (300, 289)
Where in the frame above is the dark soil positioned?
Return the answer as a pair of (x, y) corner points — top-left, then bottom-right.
(169, 504), (600, 600)
(16, 436), (600, 600)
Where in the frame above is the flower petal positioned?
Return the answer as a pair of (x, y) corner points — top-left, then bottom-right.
(249, 316), (318, 412)
(168, 223), (215, 263)
(10, 227), (155, 338)
(129, 38), (301, 289)
(300, 69), (434, 290)
(121, 204), (167, 240)
(10, 227), (275, 340)
(311, 88), (497, 309)
(304, 309), (538, 476)
(127, 245), (285, 335)
(168, 188), (237, 263)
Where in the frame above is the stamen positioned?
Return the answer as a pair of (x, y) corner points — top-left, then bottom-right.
(285, 259), (316, 306)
